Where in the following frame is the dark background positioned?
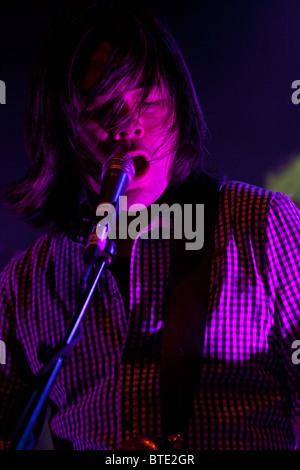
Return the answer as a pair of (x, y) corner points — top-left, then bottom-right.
(1, 0), (300, 270)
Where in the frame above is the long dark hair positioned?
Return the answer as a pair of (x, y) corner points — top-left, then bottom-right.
(2, 0), (218, 231)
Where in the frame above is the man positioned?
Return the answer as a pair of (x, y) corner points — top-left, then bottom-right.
(0, 0), (300, 450)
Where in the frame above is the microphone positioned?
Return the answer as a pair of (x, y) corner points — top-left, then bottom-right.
(86, 153), (135, 260)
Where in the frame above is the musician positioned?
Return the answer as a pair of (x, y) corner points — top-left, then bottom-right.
(0, 0), (300, 450)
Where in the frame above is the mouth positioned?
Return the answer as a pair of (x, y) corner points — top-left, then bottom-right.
(130, 154), (150, 179)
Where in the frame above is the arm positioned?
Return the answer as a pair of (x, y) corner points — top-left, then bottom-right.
(0, 261), (34, 450)
(265, 193), (300, 446)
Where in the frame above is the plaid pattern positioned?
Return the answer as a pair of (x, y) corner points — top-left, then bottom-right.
(0, 181), (300, 450)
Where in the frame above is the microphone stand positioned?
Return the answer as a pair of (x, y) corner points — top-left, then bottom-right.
(9, 238), (116, 450)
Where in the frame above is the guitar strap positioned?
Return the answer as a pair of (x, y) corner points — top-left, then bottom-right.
(159, 180), (220, 450)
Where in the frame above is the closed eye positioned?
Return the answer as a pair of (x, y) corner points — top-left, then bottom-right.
(142, 101), (159, 106)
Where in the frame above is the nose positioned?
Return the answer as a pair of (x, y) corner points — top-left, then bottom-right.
(114, 118), (145, 140)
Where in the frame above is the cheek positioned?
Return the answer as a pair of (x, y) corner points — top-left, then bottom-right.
(140, 103), (171, 130)
(150, 156), (173, 184)
(83, 120), (110, 142)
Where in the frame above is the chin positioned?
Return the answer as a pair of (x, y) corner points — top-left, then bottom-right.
(129, 182), (169, 207)
(123, 190), (148, 210)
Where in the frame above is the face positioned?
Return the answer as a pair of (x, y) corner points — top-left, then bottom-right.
(78, 43), (178, 210)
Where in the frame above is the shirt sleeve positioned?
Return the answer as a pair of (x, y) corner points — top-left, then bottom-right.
(264, 193), (300, 439)
(0, 260), (34, 450)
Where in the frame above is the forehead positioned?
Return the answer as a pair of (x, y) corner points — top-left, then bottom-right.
(80, 41), (170, 101)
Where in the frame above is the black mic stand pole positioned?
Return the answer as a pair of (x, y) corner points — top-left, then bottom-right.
(9, 237), (116, 450)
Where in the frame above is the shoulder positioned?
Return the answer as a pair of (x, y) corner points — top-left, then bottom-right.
(218, 180), (299, 227)
(220, 180), (276, 206)
(0, 231), (81, 290)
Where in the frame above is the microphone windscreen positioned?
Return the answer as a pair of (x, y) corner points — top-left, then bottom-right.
(101, 153), (135, 184)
